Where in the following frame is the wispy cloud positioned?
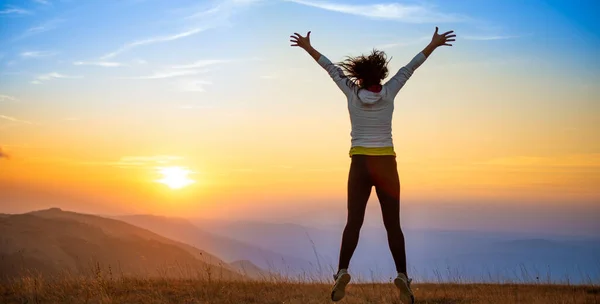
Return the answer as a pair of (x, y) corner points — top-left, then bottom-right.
(260, 74), (278, 80)
(178, 104), (215, 109)
(32, 72), (81, 84)
(283, 0), (467, 23)
(0, 95), (19, 102)
(73, 61), (125, 67)
(106, 155), (185, 168)
(376, 35), (431, 49)
(33, 0), (51, 4)
(0, 114), (33, 124)
(27, 155), (185, 168)
(184, 0), (262, 20)
(101, 27), (207, 59)
(0, 5), (32, 15)
(0, 147), (9, 160)
(21, 50), (58, 58)
(175, 79), (212, 92)
(122, 69), (209, 80)
(171, 59), (230, 69)
(17, 19), (63, 40)
(99, 0), (261, 60)
(118, 155), (183, 166)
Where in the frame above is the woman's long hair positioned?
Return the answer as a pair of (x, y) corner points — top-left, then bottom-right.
(338, 49), (391, 89)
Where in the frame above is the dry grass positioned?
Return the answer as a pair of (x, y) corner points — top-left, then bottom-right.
(1, 274), (598, 304)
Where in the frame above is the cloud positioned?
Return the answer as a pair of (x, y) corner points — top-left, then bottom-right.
(118, 155), (183, 166)
(0, 5), (32, 15)
(99, 0), (262, 60)
(175, 79), (212, 92)
(0, 114), (33, 124)
(73, 61), (125, 67)
(185, 5), (221, 19)
(17, 19), (63, 39)
(32, 72), (81, 84)
(376, 35), (431, 49)
(21, 50), (58, 58)
(178, 105), (215, 109)
(171, 59), (230, 69)
(0, 147), (9, 160)
(283, 0), (467, 23)
(260, 74), (278, 80)
(122, 69), (209, 80)
(184, 0), (262, 20)
(100, 27), (208, 59)
(0, 95), (18, 102)
(33, 0), (51, 4)
(26, 155), (185, 168)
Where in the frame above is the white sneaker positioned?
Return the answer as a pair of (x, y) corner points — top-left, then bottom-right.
(331, 269), (351, 302)
(394, 273), (415, 304)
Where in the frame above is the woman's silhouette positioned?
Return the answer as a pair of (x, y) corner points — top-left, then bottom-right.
(290, 27), (456, 303)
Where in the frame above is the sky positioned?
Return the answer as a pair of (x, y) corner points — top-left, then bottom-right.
(0, 0), (599, 235)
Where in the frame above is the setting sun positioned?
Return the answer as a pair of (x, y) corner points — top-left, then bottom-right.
(156, 167), (195, 190)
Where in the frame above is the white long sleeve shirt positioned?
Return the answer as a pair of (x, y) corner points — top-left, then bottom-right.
(317, 52), (427, 154)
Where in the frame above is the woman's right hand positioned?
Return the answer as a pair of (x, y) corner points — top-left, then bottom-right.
(290, 31), (313, 50)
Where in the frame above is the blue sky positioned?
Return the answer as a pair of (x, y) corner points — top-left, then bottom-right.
(1, 0), (598, 92)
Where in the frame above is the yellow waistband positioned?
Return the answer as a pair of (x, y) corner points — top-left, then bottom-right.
(349, 146), (396, 157)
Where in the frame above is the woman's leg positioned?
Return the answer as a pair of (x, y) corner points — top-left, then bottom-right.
(373, 156), (406, 275)
(337, 155), (372, 271)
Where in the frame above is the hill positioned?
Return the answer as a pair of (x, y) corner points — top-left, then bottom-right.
(0, 208), (247, 281)
(0, 276), (597, 304)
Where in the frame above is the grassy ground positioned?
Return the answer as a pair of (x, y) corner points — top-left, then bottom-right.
(1, 276), (598, 304)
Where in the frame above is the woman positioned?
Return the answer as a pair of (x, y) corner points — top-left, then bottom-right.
(290, 27), (456, 303)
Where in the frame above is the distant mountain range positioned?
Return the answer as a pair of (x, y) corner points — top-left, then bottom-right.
(191, 218), (600, 284)
(1, 208), (598, 284)
(116, 214), (315, 278)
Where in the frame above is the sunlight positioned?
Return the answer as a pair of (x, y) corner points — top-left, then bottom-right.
(156, 166), (195, 190)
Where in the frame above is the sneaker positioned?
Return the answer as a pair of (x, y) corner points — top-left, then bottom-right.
(394, 273), (415, 304)
(331, 269), (351, 302)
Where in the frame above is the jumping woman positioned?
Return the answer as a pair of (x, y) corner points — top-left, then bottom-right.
(290, 27), (456, 303)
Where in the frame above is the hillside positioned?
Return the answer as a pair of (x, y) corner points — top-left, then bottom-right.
(0, 276), (597, 304)
(0, 208), (247, 281)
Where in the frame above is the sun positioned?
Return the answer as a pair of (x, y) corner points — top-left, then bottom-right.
(156, 166), (195, 189)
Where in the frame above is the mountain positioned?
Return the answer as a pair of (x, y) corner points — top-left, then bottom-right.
(190, 219), (600, 284)
(117, 215), (314, 277)
(0, 208), (246, 281)
(192, 219), (342, 261)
